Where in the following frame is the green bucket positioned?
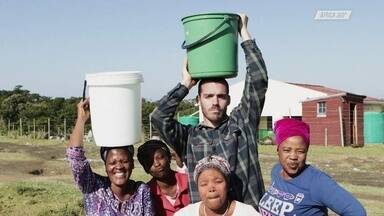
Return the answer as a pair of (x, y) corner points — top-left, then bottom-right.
(179, 116), (199, 126)
(182, 13), (240, 79)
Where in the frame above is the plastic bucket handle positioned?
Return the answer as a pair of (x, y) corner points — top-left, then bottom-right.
(181, 15), (237, 50)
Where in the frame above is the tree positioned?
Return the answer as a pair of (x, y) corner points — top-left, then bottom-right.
(0, 85), (197, 139)
(142, 98), (156, 140)
(0, 93), (29, 122)
(176, 99), (198, 116)
(0, 86), (81, 137)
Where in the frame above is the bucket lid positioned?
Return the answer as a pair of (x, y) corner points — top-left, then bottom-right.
(86, 71), (143, 86)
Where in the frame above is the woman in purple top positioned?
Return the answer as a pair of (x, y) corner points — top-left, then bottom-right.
(66, 98), (154, 216)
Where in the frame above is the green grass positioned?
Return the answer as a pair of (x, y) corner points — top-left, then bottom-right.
(258, 143), (384, 157)
(0, 152), (38, 161)
(307, 144), (384, 158)
(0, 181), (84, 216)
(340, 183), (384, 214)
(1, 137), (383, 215)
(0, 136), (67, 146)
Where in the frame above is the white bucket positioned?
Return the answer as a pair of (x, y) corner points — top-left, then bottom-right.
(85, 71), (143, 147)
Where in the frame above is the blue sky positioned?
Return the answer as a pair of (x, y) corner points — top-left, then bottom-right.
(1, 1), (383, 100)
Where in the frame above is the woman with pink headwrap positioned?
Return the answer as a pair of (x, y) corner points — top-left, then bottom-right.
(258, 118), (366, 216)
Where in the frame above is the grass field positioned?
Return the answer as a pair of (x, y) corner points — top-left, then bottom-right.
(0, 136), (383, 215)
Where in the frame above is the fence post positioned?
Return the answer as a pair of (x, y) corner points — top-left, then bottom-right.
(149, 113), (152, 138)
(19, 118), (22, 136)
(8, 119), (10, 136)
(47, 118), (50, 139)
(33, 119), (36, 139)
(324, 128), (328, 147)
(64, 118), (67, 140)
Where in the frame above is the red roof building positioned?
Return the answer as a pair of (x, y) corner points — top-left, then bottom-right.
(289, 83), (366, 146)
(229, 80), (383, 146)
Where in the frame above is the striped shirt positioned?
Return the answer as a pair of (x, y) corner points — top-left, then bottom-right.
(151, 39), (268, 209)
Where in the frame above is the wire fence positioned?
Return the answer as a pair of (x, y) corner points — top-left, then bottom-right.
(0, 117), (153, 141)
(0, 117), (82, 140)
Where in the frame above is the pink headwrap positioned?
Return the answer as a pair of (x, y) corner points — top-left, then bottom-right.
(274, 118), (310, 149)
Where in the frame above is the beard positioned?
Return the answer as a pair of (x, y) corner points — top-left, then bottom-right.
(203, 107), (227, 123)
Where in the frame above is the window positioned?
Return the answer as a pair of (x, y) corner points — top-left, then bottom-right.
(317, 102), (326, 117)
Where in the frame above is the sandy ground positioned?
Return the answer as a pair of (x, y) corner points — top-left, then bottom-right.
(0, 140), (383, 215)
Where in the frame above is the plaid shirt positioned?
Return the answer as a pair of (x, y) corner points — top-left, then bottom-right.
(151, 39), (268, 209)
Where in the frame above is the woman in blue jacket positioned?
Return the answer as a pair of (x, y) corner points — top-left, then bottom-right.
(259, 118), (366, 216)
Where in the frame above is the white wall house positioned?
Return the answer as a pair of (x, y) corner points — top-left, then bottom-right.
(222, 79), (384, 144)
(227, 79), (326, 124)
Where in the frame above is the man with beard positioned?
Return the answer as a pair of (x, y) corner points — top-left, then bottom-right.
(151, 14), (268, 209)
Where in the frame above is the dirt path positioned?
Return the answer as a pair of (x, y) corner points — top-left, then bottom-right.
(1, 141), (383, 188)
(0, 141), (73, 182)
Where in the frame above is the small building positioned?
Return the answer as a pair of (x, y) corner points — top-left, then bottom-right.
(228, 79), (384, 146)
(227, 79), (327, 138)
(301, 93), (365, 146)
